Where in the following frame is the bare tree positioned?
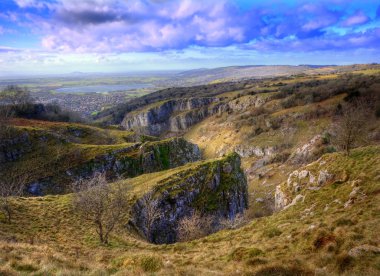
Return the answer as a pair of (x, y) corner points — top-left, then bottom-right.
(333, 99), (374, 156)
(72, 173), (129, 244)
(139, 192), (161, 242)
(0, 175), (27, 224)
(177, 211), (213, 242)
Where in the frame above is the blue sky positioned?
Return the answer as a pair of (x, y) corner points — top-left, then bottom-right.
(0, 0), (379, 75)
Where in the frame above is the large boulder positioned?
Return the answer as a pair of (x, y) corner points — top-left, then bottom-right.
(129, 153), (248, 244)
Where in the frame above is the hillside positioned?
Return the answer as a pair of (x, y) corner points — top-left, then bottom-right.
(0, 119), (202, 195)
(0, 65), (379, 275)
(0, 146), (379, 275)
(95, 64), (380, 126)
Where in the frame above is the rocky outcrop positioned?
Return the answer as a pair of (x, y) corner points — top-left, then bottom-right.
(25, 138), (201, 196)
(233, 144), (275, 158)
(288, 135), (323, 164)
(129, 153), (248, 244)
(275, 158), (349, 211)
(139, 138), (201, 173)
(348, 245), (380, 258)
(216, 144), (276, 159)
(227, 94), (268, 112)
(121, 97), (223, 136)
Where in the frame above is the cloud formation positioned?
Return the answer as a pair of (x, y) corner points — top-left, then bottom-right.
(3, 0), (377, 53)
(0, 0), (379, 76)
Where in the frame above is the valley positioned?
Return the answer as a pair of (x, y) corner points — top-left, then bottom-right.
(0, 64), (379, 275)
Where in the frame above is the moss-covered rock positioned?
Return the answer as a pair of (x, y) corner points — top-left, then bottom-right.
(129, 153), (248, 244)
(33, 138), (200, 195)
(0, 128), (201, 195)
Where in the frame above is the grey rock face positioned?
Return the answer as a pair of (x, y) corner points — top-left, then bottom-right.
(25, 138), (201, 196)
(227, 94), (267, 112)
(289, 135), (323, 164)
(121, 98), (223, 136)
(129, 153), (248, 244)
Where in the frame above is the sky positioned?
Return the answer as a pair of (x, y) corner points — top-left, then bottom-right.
(0, 0), (380, 75)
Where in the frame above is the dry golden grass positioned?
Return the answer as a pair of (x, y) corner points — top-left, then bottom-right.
(0, 147), (379, 275)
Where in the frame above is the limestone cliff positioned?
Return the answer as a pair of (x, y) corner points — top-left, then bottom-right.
(129, 153), (248, 244)
(121, 97), (224, 136)
(26, 138), (201, 195)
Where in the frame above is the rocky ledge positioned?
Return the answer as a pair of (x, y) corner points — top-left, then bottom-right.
(121, 97), (223, 137)
(129, 153), (248, 244)
(26, 137), (201, 196)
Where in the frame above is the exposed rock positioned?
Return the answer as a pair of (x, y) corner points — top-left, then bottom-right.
(139, 138), (201, 173)
(275, 186), (290, 210)
(227, 95), (267, 112)
(26, 138), (201, 196)
(317, 170), (334, 186)
(289, 135), (323, 164)
(283, 194), (305, 210)
(129, 153), (248, 244)
(344, 186), (366, 208)
(121, 97), (223, 136)
(348, 245), (380, 258)
(233, 144), (275, 158)
(298, 170), (309, 179)
(276, 164), (344, 211)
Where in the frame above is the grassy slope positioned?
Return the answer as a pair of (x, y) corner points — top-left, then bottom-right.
(1, 119), (138, 186)
(0, 146), (379, 275)
(1, 67), (379, 275)
(185, 67), (380, 219)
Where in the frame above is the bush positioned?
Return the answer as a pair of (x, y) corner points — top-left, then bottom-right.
(324, 146), (337, 154)
(177, 212), (213, 242)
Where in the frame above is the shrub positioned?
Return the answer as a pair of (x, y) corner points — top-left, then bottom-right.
(324, 146), (336, 154)
(281, 95), (297, 109)
(177, 212), (213, 242)
(219, 213), (245, 230)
